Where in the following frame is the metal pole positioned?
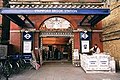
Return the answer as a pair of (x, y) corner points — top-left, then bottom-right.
(1, 0), (10, 44)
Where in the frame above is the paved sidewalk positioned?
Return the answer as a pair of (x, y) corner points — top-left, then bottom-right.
(2, 62), (120, 80)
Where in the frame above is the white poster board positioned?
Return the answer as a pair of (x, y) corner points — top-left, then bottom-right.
(73, 49), (79, 56)
(23, 41), (32, 53)
(73, 49), (79, 60)
(81, 40), (90, 53)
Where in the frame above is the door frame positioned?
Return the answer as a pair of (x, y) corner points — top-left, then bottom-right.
(39, 31), (74, 63)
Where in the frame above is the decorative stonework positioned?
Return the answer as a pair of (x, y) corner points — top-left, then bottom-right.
(9, 1), (107, 8)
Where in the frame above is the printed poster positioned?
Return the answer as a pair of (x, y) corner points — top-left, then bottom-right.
(23, 41), (32, 53)
(81, 40), (90, 53)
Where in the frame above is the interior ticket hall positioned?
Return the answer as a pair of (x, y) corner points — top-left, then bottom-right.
(42, 38), (72, 61)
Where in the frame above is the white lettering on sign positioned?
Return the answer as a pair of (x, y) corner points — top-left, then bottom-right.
(34, 10), (77, 13)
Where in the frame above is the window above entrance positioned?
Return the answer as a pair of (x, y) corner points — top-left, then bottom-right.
(43, 17), (71, 29)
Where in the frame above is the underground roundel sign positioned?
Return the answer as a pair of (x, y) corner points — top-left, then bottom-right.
(23, 32), (33, 40)
(82, 33), (88, 39)
(24, 33), (31, 40)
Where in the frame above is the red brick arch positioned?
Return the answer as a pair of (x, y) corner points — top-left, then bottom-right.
(29, 15), (84, 30)
(38, 16), (74, 30)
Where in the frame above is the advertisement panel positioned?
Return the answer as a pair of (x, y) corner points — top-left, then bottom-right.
(81, 40), (90, 53)
(23, 41), (32, 53)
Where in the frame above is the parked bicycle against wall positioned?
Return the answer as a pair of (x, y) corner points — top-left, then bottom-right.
(11, 54), (26, 71)
(10, 55), (20, 74)
(17, 54), (26, 69)
(0, 56), (13, 80)
(0, 53), (29, 80)
(0, 60), (3, 79)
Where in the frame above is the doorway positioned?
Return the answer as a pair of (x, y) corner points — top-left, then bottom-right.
(39, 17), (74, 63)
(41, 37), (72, 61)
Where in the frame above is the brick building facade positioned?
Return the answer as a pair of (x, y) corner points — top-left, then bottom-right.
(0, 0), (111, 64)
(10, 15), (103, 59)
(102, 1), (120, 61)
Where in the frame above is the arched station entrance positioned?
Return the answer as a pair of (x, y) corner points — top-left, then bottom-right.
(39, 17), (74, 63)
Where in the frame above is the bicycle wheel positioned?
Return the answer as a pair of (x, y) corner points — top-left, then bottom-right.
(0, 62), (3, 80)
(3, 61), (12, 78)
(18, 59), (26, 69)
(12, 62), (20, 74)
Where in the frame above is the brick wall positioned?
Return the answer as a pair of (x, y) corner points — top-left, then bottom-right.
(92, 32), (103, 52)
(102, 1), (120, 60)
(74, 32), (80, 50)
(0, 0), (3, 8)
(10, 32), (21, 52)
(9, 15), (103, 55)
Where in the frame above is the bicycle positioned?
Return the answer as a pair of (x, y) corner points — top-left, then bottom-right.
(0, 56), (13, 80)
(17, 54), (26, 69)
(10, 55), (20, 74)
(0, 60), (3, 79)
(12, 54), (26, 71)
(3, 56), (13, 78)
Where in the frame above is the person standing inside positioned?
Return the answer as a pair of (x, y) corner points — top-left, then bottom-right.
(54, 48), (58, 60)
(90, 44), (100, 54)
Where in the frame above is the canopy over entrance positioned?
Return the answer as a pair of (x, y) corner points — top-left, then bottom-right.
(0, 8), (110, 28)
(0, 1), (110, 28)
(0, 0), (110, 28)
